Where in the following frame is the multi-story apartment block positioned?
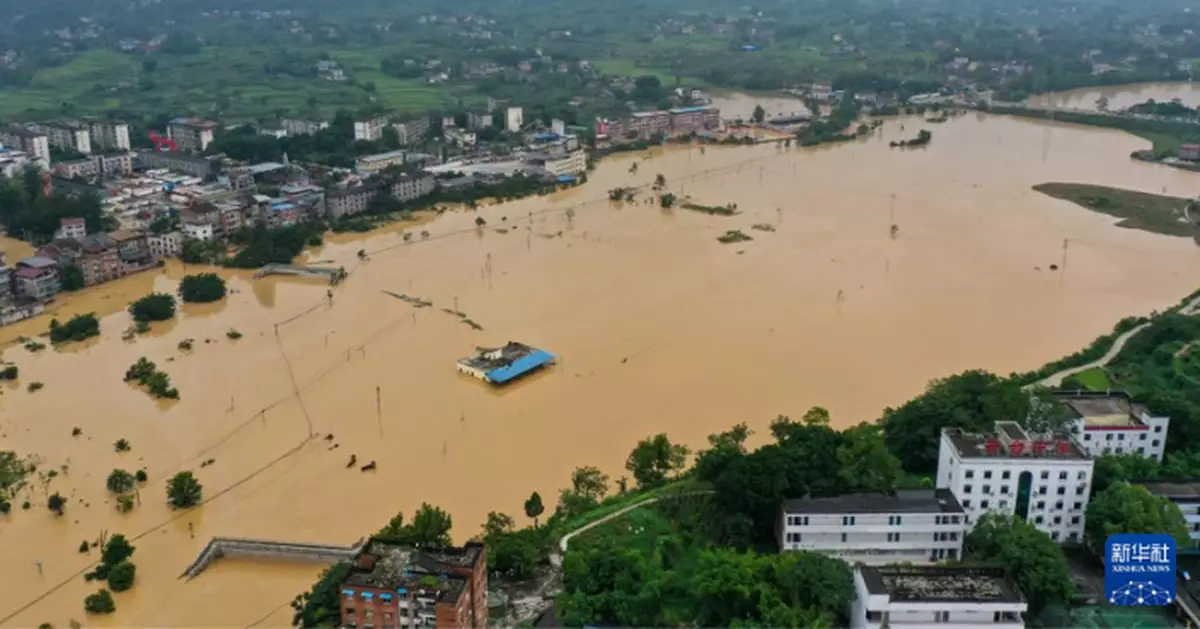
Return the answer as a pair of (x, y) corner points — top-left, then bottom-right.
(393, 117), (430, 146)
(356, 149), (408, 174)
(505, 106), (524, 132)
(669, 106), (721, 134)
(147, 231), (185, 259)
(13, 256), (60, 301)
(55, 152), (136, 180)
(1134, 480), (1200, 548)
(339, 539), (488, 629)
(31, 121), (92, 154)
(851, 565), (1027, 629)
(778, 489), (968, 564)
(168, 117), (218, 153)
(1053, 390), (1170, 461)
(0, 125), (50, 167)
(353, 116), (390, 142)
(612, 110), (671, 140)
(281, 118), (329, 137)
(937, 422), (1095, 544)
(87, 119), (131, 152)
(77, 234), (121, 286)
(467, 110), (493, 130)
(111, 230), (155, 274)
(0, 146), (32, 177)
(326, 187), (375, 219)
(527, 149), (586, 177)
(391, 172), (436, 202)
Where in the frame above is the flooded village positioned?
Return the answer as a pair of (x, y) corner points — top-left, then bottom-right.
(3, 86), (1200, 626)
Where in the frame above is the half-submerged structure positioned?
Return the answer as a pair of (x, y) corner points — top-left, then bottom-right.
(456, 342), (555, 385)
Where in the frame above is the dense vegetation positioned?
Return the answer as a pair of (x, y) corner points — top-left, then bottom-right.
(123, 357), (179, 399)
(179, 273), (228, 303)
(48, 313), (100, 344)
(128, 293), (177, 322)
(0, 169), (113, 243)
(166, 471), (203, 508)
(224, 225), (319, 268)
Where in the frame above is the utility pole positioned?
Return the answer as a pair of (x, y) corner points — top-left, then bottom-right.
(376, 386), (383, 437)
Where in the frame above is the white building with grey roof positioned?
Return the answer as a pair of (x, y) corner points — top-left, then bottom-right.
(777, 489), (968, 564)
(937, 421), (1095, 544)
(851, 565), (1027, 629)
(1053, 390), (1169, 461)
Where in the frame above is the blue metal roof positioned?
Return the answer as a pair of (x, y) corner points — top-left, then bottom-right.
(669, 106), (712, 114)
(486, 349), (555, 384)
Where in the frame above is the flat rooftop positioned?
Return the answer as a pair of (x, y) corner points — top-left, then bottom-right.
(1054, 390), (1148, 429)
(860, 566), (1025, 604)
(782, 489), (963, 515)
(342, 539), (482, 604)
(1134, 478), (1200, 500)
(944, 422), (1090, 460)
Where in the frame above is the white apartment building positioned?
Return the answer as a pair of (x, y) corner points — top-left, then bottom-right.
(31, 121), (92, 154)
(168, 117), (218, 153)
(506, 106), (524, 132)
(1135, 480), (1200, 548)
(355, 149), (408, 174)
(528, 149), (586, 177)
(353, 117), (390, 142)
(0, 147), (32, 177)
(281, 118), (329, 137)
(778, 489), (967, 564)
(937, 421), (1095, 544)
(1053, 390), (1170, 461)
(851, 565), (1027, 629)
(0, 126), (50, 167)
(147, 231), (185, 258)
(88, 120), (131, 151)
(182, 220), (215, 242)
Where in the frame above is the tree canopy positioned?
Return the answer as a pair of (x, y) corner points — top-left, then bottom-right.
(625, 433), (690, 489)
(128, 293), (177, 322)
(179, 273), (228, 303)
(966, 512), (1074, 614)
(166, 471), (203, 508)
(1085, 482), (1190, 552)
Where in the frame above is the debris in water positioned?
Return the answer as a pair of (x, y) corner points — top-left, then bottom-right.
(751, 223), (776, 232)
(383, 291), (433, 308)
(717, 230), (753, 244)
(461, 318), (484, 331)
(360, 461), (377, 472)
(1049, 264), (1059, 271)
(346, 454), (357, 468)
(621, 358), (628, 364)
(324, 434), (334, 441)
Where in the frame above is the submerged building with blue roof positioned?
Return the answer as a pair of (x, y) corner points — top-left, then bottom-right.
(457, 342), (556, 384)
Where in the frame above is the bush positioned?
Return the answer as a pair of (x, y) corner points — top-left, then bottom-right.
(83, 589), (115, 614)
(60, 265), (85, 291)
(106, 561), (136, 592)
(135, 469), (148, 483)
(48, 314), (100, 344)
(128, 293), (176, 322)
(106, 469), (135, 494)
(166, 471), (203, 508)
(114, 439), (131, 452)
(47, 492), (66, 515)
(226, 328), (243, 340)
(179, 273), (227, 303)
(27, 381), (43, 392)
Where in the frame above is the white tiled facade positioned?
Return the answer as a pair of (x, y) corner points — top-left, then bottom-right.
(778, 490), (967, 565)
(353, 117), (389, 142)
(937, 422), (1094, 545)
(148, 231), (184, 258)
(1055, 392), (1171, 461)
(851, 566), (1027, 629)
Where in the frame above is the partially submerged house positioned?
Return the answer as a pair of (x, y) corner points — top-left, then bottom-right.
(456, 342), (555, 384)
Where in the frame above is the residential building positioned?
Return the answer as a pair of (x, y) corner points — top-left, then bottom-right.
(76, 233), (120, 286)
(506, 106), (524, 132)
(445, 127), (476, 148)
(467, 110), (494, 130)
(111, 230), (155, 274)
(393, 117), (430, 146)
(168, 117), (219, 153)
(390, 172), (436, 202)
(326, 187), (374, 219)
(777, 489), (968, 564)
(937, 422), (1095, 544)
(87, 119), (131, 152)
(30, 121), (92, 154)
(0, 147), (32, 177)
(53, 157), (99, 179)
(356, 149), (408, 174)
(13, 257), (60, 301)
(0, 262), (11, 302)
(136, 151), (219, 179)
(527, 149), (586, 177)
(281, 118), (329, 137)
(339, 539), (488, 629)
(182, 218), (216, 241)
(147, 231), (185, 259)
(354, 117), (390, 142)
(612, 111), (671, 140)
(1053, 390), (1169, 461)
(1133, 479), (1200, 548)
(851, 565), (1027, 629)
(1180, 144), (1200, 161)
(0, 125), (50, 167)
(669, 106), (721, 134)
(56, 217), (87, 241)
(258, 127), (289, 139)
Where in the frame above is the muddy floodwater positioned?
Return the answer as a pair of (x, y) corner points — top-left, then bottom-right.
(1028, 81), (1200, 111)
(4, 112), (1200, 627)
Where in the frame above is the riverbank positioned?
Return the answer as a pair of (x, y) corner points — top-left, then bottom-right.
(1033, 182), (1200, 243)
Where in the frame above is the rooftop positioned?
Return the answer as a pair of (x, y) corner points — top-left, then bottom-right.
(669, 105), (716, 114)
(1053, 390), (1150, 429)
(170, 117), (218, 129)
(357, 150), (408, 164)
(860, 565), (1025, 604)
(631, 110), (670, 118)
(458, 341), (555, 384)
(944, 422), (1090, 460)
(781, 489), (964, 515)
(19, 256), (58, 269)
(1134, 478), (1200, 500)
(342, 539), (483, 604)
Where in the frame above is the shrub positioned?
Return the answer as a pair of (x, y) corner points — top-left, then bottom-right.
(114, 439), (131, 452)
(226, 328), (243, 340)
(179, 273), (227, 303)
(0, 365), (17, 380)
(134, 469), (148, 483)
(27, 382), (43, 392)
(48, 314), (100, 344)
(106, 561), (136, 592)
(47, 492), (66, 515)
(83, 589), (115, 614)
(128, 293), (176, 322)
(166, 471), (203, 509)
(106, 470), (135, 494)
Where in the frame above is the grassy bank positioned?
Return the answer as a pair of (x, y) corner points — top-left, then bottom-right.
(1033, 182), (1200, 242)
(988, 103), (1200, 158)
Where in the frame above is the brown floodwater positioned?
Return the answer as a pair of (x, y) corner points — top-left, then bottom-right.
(3, 112), (1200, 627)
(1027, 80), (1200, 111)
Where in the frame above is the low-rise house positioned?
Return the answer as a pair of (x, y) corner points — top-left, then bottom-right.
(147, 231), (184, 258)
(182, 217), (216, 241)
(281, 118), (329, 136)
(111, 229), (155, 274)
(76, 233), (121, 285)
(778, 489), (967, 564)
(339, 539), (488, 629)
(390, 172), (436, 202)
(56, 217), (87, 241)
(14, 257), (60, 301)
(526, 150), (586, 177)
(0, 125), (50, 167)
(1181, 144), (1200, 161)
(0, 147), (33, 177)
(136, 151), (219, 179)
(356, 149), (409, 174)
(850, 565), (1027, 629)
(1052, 390), (1169, 461)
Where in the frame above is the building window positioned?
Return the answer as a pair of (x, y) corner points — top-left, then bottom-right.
(1053, 516), (1062, 525)
(1153, 440), (1161, 447)
(1038, 486), (1047, 495)
(1084, 433), (1092, 441)
(1000, 485), (1010, 495)
(1002, 470), (1011, 480)
(1059, 471), (1068, 480)
(1155, 425), (1163, 433)
(983, 484), (992, 495)
(1072, 516), (1081, 525)
(1037, 501), (1046, 510)
(984, 470), (993, 479)
(1073, 501), (1083, 511)
(936, 611), (950, 623)
(1040, 471), (1049, 480)
(1118, 434), (1126, 441)
(1055, 501), (1064, 510)
(1106, 434), (1114, 441)
(962, 500), (971, 509)
(1035, 515), (1045, 524)
(1057, 487), (1066, 495)
(841, 533), (847, 543)
(981, 500), (990, 509)
(842, 516), (856, 526)
(1076, 486), (1086, 495)
(949, 532), (958, 541)
(1140, 434), (1147, 441)
(965, 470), (974, 479)
(963, 484), (973, 494)
(999, 500), (1008, 509)
(1052, 531), (1060, 541)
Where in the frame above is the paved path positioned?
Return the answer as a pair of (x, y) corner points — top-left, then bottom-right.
(1035, 295), (1200, 388)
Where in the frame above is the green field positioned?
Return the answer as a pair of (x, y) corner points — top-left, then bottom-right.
(1033, 182), (1200, 243)
(1073, 367), (1113, 390)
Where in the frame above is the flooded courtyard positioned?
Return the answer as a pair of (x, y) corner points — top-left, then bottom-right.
(3, 112), (1200, 626)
